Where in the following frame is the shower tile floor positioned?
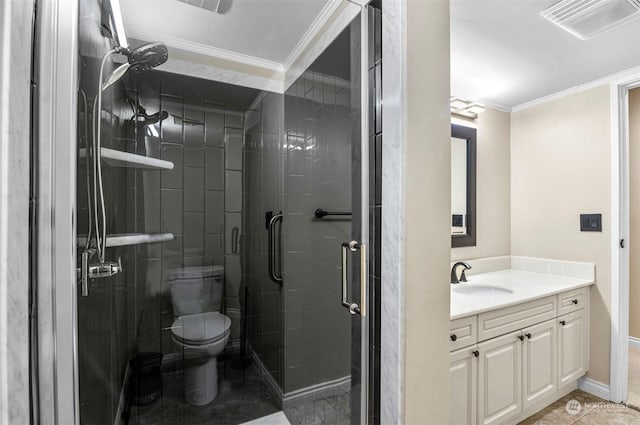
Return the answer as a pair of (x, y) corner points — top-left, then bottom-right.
(284, 393), (351, 425)
(128, 358), (280, 425)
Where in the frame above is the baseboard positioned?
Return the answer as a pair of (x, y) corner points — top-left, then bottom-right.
(248, 343), (351, 410)
(248, 344), (284, 407)
(578, 377), (611, 400)
(629, 336), (640, 350)
(282, 375), (351, 409)
(114, 361), (132, 425)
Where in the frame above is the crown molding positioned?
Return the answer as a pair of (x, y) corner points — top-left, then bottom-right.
(282, 0), (344, 69)
(126, 0), (347, 78)
(126, 27), (284, 73)
(512, 64), (640, 112)
(126, 0), (359, 93)
(478, 98), (511, 113)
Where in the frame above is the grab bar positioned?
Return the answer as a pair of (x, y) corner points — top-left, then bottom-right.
(267, 212), (283, 284)
(231, 226), (239, 254)
(315, 209), (352, 219)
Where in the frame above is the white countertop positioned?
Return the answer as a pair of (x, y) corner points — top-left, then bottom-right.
(450, 269), (594, 320)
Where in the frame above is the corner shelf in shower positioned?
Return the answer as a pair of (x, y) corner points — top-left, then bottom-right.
(79, 147), (174, 170)
(77, 233), (174, 248)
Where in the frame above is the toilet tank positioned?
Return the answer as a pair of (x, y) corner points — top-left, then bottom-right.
(168, 265), (225, 316)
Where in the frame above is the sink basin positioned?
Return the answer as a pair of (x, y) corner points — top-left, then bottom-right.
(452, 284), (514, 296)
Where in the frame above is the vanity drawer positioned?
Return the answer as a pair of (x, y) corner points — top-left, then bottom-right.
(450, 316), (478, 351)
(558, 287), (589, 316)
(477, 296), (557, 342)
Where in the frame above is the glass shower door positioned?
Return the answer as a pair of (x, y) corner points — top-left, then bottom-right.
(72, 2), (370, 424)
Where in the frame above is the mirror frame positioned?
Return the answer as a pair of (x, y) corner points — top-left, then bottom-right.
(451, 124), (477, 248)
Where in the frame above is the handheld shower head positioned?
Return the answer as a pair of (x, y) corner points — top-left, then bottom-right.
(127, 42), (169, 72)
(101, 42), (168, 91)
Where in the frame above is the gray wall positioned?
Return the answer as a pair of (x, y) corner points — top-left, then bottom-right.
(243, 92), (286, 389)
(281, 27), (355, 394)
(76, 0), (139, 421)
(126, 71), (259, 355)
(242, 26), (358, 398)
(76, 4), (261, 419)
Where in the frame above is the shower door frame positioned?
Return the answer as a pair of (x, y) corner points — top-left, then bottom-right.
(357, 6), (371, 424)
(33, 1), (375, 424)
(34, 0), (81, 424)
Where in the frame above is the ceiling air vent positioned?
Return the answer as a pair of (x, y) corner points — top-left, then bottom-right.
(541, 0), (640, 40)
(176, 0), (222, 13)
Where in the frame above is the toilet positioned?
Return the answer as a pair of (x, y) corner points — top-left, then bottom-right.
(168, 265), (231, 406)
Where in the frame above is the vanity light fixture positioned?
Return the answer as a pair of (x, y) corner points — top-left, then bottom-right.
(450, 97), (485, 120)
(541, 0), (640, 40)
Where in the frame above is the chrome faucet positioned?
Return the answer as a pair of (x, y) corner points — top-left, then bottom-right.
(451, 262), (472, 284)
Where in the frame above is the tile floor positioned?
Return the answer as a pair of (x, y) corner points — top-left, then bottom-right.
(629, 345), (640, 409)
(128, 359), (280, 425)
(518, 389), (640, 424)
(283, 392), (351, 425)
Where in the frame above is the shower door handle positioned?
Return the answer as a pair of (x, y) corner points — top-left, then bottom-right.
(268, 212), (283, 284)
(341, 241), (367, 317)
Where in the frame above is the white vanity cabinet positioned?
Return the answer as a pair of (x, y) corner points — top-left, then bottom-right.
(449, 286), (590, 425)
(477, 331), (523, 425)
(450, 346), (479, 425)
(558, 309), (588, 389)
(522, 319), (557, 409)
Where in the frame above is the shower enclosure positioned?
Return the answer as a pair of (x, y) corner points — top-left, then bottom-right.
(33, 0), (381, 424)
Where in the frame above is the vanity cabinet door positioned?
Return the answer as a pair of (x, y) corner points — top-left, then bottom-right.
(450, 346), (478, 425)
(478, 331), (522, 425)
(558, 310), (587, 389)
(522, 319), (557, 410)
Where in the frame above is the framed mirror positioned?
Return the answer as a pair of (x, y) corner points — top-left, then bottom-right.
(451, 124), (476, 248)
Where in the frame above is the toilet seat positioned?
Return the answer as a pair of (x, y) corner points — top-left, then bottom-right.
(171, 312), (231, 346)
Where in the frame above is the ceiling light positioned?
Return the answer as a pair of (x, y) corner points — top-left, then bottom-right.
(466, 103), (486, 114)
(450, 97), (468, 109)
(541, 0), (640, 40)
(450, 98), (485, 120)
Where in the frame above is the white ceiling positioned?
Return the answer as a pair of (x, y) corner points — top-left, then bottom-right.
(451, 0), (640, 109)
(120, 0), (331, 66)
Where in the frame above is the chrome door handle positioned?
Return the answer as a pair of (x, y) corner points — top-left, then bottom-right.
(341, 240), (367, 316)
(268, 212), (283, 284)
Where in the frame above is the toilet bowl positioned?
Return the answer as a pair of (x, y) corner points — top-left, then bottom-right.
(168, 265), (230, 406)
(171, 312), (231, 406)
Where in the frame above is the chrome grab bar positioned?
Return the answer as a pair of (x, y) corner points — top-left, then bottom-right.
(231, 226), (239, 254)
(341, 240), (367, 316)
(268, 212), (283, 284)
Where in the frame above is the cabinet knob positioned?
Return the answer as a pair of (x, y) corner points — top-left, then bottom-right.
(450, 334), (457, 342)
(572, 299), (578, 305)
(518, 335), (525, 341)
(473, 350), (479, 358)
(560, 320), (566, 326)
(526, 333), (532, 339)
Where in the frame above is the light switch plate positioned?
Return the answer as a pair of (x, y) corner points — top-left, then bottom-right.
(580, 213), (602, 232)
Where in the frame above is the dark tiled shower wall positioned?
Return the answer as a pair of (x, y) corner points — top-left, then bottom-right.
(76, 0), (141, 421)
(243, 92), (286, 390)
(367, 5), (383, 425)
(282, 26), (354, 395)
(121, 71), (261, 354)
(76, 18), (261, 418)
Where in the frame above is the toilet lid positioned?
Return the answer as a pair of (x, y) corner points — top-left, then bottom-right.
(171, 312), (231, 345)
